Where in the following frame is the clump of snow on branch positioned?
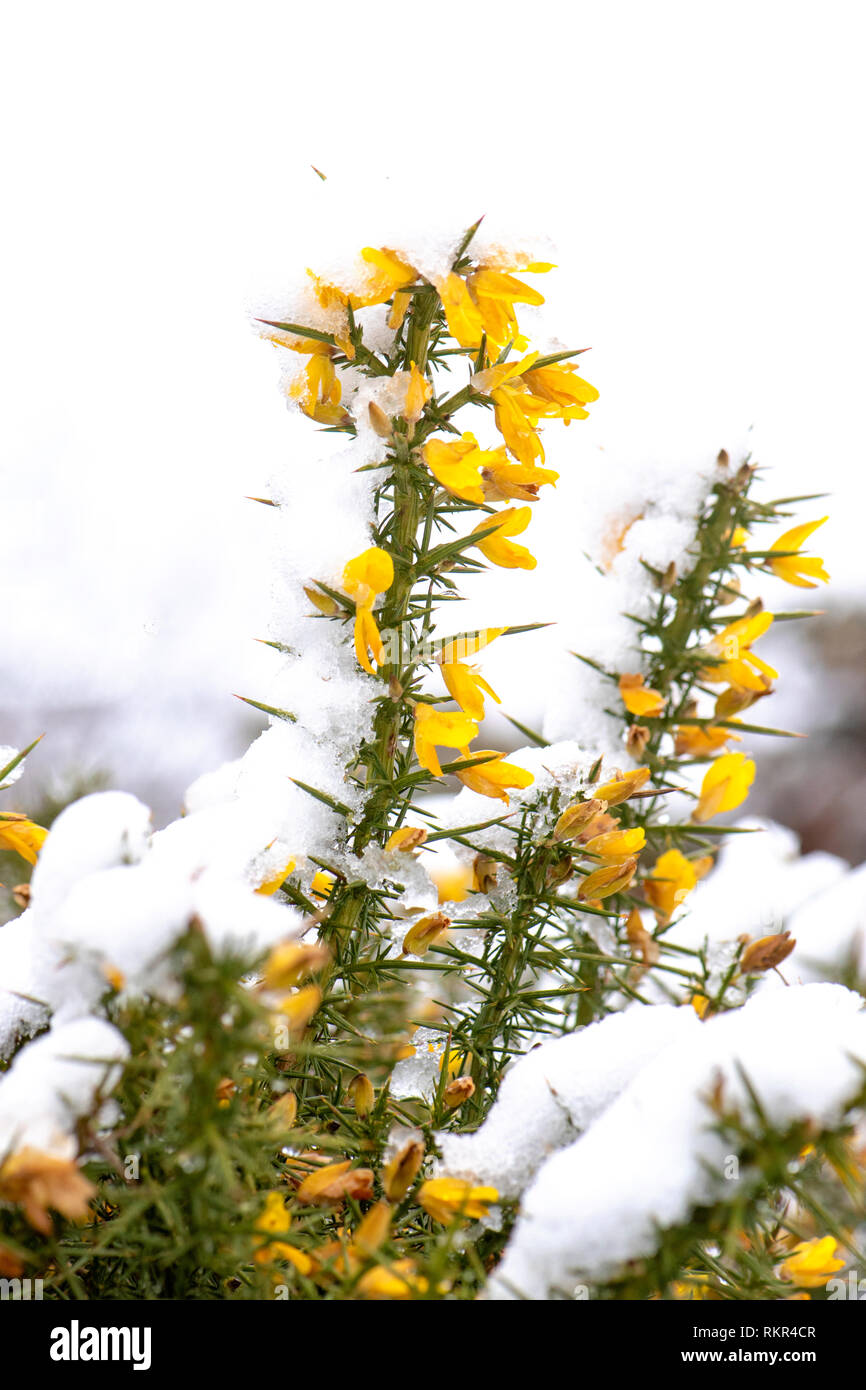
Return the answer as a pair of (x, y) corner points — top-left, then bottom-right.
(0, 1018), (128, 1159)
(0, 788), (305, 1063)
(435, 1004), (698, 1197)
(487, 984), (866, 1299)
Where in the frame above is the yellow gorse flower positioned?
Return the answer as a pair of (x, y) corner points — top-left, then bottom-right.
(701, 611), (777, 693)
(286, 352), (348, 425)
(417, 1177), (498, 1224)
(472, 352), (598, 466)
(356, 1259), (427, 1300)
(577, 856), (639, 901)
(455, 750), (534, 803)
(777, 1236), (845, 1288)
(413, 704), (479, 777)
(767, 517), (829, 588)
(437, 626), (505, 722)
(256, 853), (296, 896)
(480, 456), (559, 502)
(422, 434), (499, 504)
(403, 361), (432, 424)
(618, 673), (666, 718)
(592, 767), (650, 806)
(0, 815), (48, 867)
(471, 506), (536, 570)
(435, 259), (552, 352)
(692, 752), (755, 823)
(342, 546), (394, 675)
(673, 723), (740, 757)
(582, 826), (646, 862)
(644, 848), (713, 921)
(441, 662), (500, 721)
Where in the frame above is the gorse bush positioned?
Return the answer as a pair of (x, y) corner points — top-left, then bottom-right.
(1, 218), (864, 1302)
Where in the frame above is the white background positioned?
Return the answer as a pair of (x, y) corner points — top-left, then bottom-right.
(3, 1), (864, 817)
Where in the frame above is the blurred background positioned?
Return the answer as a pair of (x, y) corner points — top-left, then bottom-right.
(3, 2), (865, 908)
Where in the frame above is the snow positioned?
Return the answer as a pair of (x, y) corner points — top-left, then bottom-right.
(436, 1003), (698, 1198)
(488, 984), (866, 1298)
(0, 1017), (128, 1159)
(664, 817), (848, 959)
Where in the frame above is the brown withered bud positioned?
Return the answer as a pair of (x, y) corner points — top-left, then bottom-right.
(659, 560), (677, 592)
(545, 855), (574, 889)
(12, 883), (31, 909)
(739, 931), (796, 975)
(625, 724), (651, 760)
(744, 596), (764, 619)
(442, 1076), (476, 1110)
(368, 401), (394, 440)
(215, 1077), (237, 1104)
(267, 1090), (298, 1129)
(717, 449), (730, 469)
(734, 461), (756, 491)
(716, 575), (742, 606)
(473, 853), (498, 894)
(625, 906), (660, 967)
(388, 676), (404, 701)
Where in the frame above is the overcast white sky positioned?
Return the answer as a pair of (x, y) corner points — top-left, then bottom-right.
(3, 1), (864, 813)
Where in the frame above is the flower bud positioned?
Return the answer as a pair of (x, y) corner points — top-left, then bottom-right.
(348, 1072), (375, 1118)
(577, 856), (639, 901)
(304, 585), (340, 617)
(402, 912), (450, 956)
(355, 1200), (392, 1254)
(368, 400), (394, 440)
(268, 1091), (298, 1130)
(383, 1138), (424, 1202)
(386, 826), (428, 852)
(553, 798), (605, 842)
(472, 853), (498, 893)
(442, 1076), (476, 1109)
(739, 931), (796, 975)
(592, 767), (651, 806)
